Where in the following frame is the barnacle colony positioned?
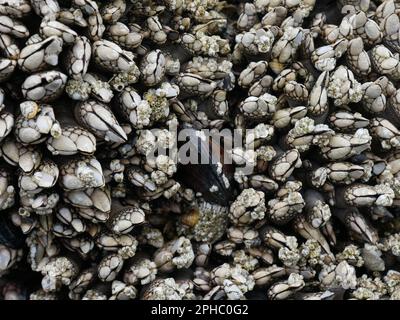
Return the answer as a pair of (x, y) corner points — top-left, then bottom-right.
(2, 0), (400, 301)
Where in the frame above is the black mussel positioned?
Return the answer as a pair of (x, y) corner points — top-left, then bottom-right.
(0, 214), (25, 249)
(176, 129), (234, 206)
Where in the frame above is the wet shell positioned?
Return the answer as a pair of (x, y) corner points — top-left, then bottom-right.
(176, 130), (234, 206)
(0, 214), (25, 249)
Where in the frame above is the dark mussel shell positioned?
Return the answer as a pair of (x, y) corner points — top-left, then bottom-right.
(0, 214), (25, 249)
(176, 129), (234, 206)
